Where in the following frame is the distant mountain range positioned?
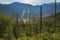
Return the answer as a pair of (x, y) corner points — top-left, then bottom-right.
(0, 2), (60, 18)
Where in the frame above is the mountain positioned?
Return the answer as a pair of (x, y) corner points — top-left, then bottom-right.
(0, 2), (60, 18)
(42, 3), (60, 17)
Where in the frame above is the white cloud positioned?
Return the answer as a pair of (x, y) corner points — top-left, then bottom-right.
(0, 0), (60, 5)
(16, 0), (44, 5)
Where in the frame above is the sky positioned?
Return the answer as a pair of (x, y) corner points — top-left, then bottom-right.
(0, 0), (60, 5)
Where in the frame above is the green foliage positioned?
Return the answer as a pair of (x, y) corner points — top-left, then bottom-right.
(0, 12), (60, 40)
(0, 13), (13, 40)
(51, 32), (60, 40)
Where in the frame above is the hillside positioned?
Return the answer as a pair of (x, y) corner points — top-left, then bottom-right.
(0, 2), (60, 18)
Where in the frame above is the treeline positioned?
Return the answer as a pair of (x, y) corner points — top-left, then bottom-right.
(0, 13), (60, 40)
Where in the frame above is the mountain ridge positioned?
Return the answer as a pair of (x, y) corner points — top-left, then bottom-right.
(0, 2), (60, 18)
